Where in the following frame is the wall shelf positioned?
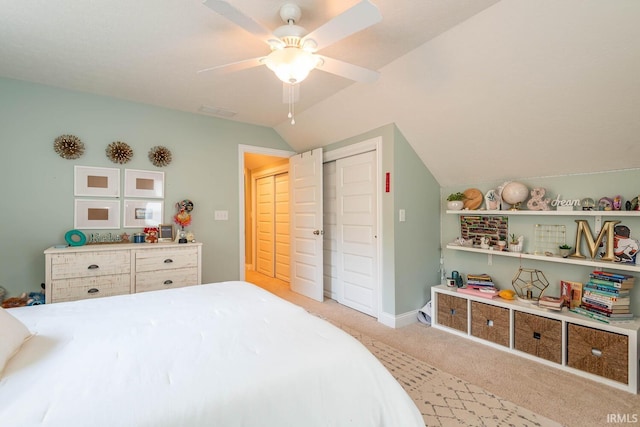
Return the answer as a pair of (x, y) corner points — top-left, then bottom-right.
(446, 209), (640, 273)
(446, 209), (640, 217)
(446, 244), (640, 273)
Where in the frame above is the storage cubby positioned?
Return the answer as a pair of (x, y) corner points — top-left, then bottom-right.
(431, 285), (640, 393)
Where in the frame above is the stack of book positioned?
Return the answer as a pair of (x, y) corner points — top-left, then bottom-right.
(573, 270), (635, 322)
(466, 273), (495, 289)
(538, 295), (564, 311)
(457, 274), (499, 299)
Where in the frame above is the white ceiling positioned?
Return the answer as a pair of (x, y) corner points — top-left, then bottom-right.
(2, 0), (639, 187)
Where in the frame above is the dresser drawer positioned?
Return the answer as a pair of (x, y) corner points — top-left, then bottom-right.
(135, 267), (199, 293)
(50, 274), (130, 303)
(50, 250), (130, 279)
(567, 323), (629, 384)
(135, 246), (198, 273)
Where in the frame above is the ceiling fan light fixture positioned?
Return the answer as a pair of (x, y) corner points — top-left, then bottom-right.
(264, 47), (319, 84)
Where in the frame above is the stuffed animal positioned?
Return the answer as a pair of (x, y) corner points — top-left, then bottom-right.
(146, 229), (158, 243)
(27, 292), (45, 305)
(2, 293), (28, 308)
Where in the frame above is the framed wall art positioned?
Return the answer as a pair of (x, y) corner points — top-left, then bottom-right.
(123, 199), (163, 228)
(74, 199), (121, 229)
(74, 166), (120, 197)
(124, 169), (164, 198)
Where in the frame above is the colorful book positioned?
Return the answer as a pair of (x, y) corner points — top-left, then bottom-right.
(591, 270), (635, 281)
(583, 283), (630, 296)
(581, 305), (634, 319)
(570, 307), (610, 323)
(581, 301), (630, 314)
(589, 277), (635, 289)
(582, 290), (630, 304)
(560, 280), (583, 309)
(456, 286), (498, 299)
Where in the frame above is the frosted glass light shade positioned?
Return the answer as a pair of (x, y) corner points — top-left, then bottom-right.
(264, 48), (319, 84)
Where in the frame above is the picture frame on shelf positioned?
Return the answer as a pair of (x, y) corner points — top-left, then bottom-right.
(158, 224), (174, 242)
(74, 199), (121, 229)
(74, 166), (120, 197)
(123, 199), (163, 228)
(124, 169), (164, 198)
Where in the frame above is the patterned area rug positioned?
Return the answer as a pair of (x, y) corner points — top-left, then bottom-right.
(342, 325), (562, 427)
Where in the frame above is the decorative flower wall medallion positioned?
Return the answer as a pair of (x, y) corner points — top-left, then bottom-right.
(148, 146), (172, 167)
(53, 134), (85, 159)
(106, 141), (133, 164)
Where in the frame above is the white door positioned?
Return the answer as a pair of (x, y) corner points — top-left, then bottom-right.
(336, 151), (378, 316)
(274, 173), (290, 282)
(256, 175), (274, 277)
(289, 149), (324, 301)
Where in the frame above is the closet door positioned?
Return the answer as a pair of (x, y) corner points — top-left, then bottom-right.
(256, 175), (274, 277)
(274, 173), (290, 282)
(335, 151), (378, 316)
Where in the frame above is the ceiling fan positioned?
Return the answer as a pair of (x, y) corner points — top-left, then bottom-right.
(199, 0), (382, 123)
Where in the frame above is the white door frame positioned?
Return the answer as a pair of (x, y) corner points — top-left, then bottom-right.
(323, 137), (382, 319)
(238, 144), (295, 281)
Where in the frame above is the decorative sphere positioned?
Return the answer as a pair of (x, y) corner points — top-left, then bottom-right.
(501, 182), (529, 205)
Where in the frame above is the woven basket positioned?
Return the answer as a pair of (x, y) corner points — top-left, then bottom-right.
(567, 323), (628, 384)
(437, 293), (468, 333)
(514, 311), (562, 364)
(471, 301), (509, 347)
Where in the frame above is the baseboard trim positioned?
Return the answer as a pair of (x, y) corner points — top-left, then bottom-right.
(378, 310), (418, 328)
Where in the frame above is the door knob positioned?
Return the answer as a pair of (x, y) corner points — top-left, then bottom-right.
(313, 229), (323, 235)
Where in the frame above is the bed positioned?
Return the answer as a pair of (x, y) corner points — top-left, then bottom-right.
(0, 281), (424, 426)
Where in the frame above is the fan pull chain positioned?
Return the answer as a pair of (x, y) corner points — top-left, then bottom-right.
(288, 83), (295, 125)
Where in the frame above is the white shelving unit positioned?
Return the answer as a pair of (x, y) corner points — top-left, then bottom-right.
(432, 285), (640, 393)
(439, 208), (640, 393)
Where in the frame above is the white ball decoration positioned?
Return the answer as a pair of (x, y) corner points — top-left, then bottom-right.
(501, 182), (529, 208)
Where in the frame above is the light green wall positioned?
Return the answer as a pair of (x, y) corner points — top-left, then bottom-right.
(326, 124), (441, 316)
(441, 170), (640, 315)
(393, 127), (440, 313)
(0, 78), (291, 298)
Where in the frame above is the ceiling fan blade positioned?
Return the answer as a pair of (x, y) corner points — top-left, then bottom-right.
(197, 57), (264, 74)
(302, 0), (381, 52)
(316, 56), (379, 83)
(202, 0), (275, 43)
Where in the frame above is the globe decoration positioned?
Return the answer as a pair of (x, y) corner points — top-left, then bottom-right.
(501, 182), (529, 210)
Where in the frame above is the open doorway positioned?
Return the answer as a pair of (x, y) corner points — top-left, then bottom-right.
(238, 145), (294, 283)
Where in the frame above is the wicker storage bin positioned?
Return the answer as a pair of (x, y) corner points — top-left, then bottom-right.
(567, 323), (628, 384)
(436, 293), (468, 333)
(514, 311), (562, 364)
(471, 301), (509, 347)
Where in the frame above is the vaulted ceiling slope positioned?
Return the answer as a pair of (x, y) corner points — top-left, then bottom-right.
(1, 1), (638, 187)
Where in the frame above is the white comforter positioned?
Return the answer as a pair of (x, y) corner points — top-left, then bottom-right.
(1, 281), (424, 426)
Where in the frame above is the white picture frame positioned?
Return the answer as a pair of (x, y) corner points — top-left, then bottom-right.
(124, 169), (164, 198)
(74, 166), (120, 197)
(74, 199), (121, 229)
(123, 199), (163, 228)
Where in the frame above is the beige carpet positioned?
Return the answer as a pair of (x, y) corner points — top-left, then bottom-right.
(245, 271), (640, 427)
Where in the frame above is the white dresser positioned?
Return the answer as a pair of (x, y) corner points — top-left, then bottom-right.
(44, 242), (202, 303)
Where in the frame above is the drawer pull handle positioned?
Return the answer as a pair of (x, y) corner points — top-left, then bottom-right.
(487, 320), (494, 327)
(591, 348), (602, 357)
(450, 309), (456, 315)
(164, 259), (173, 264)
(87, 264), (99, 270)
(163, 280), (173, 286)
(87, 288), (100, 294)
(533, 332), (541, 340)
